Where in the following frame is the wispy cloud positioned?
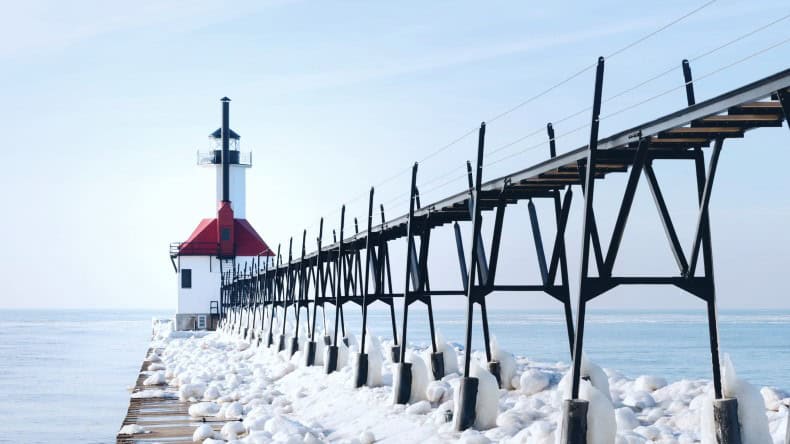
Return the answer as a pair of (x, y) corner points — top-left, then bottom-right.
(0, 0), (295, 58)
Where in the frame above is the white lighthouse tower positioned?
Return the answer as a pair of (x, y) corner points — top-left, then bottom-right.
(170, 97), (274, 331)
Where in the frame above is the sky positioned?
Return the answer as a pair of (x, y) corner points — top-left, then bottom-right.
(0, 0), (788, 311)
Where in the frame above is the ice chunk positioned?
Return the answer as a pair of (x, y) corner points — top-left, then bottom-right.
(179, 383), (206, 401)
(459, 428), (491, 444)
(188, 401), (220, 418)
(221, 421), (245, 440)
(363, 329), (383, 387)
(263, 415), (308, 436)
(118, 424), (148, 435)
(143, 371), (166, 386)
(700, 354), (772, 443)
(223, 401), (244, 420)
(470, 361), (499, 429)
(555, 378), (616, 444)
(434, 329), (460, 375)
(192, 424), (215, 441)
(615, 407), (639, 431)
(622, 390), (656, 410)
(404, 350), (430, 403)
(634, 375), (667, 392)
(406, 400), (432, 415)
(520, 369), (550, 396)
(203, 385), (220, 401)
(491, 337), (517, 390)
(358, 430), (375, 444)
(426, 380), (452, 403)
(131, 389), (176, 399)
(759, 387), (783, 411)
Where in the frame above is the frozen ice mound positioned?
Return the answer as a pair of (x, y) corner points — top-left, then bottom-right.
(700, 354), (772, 444)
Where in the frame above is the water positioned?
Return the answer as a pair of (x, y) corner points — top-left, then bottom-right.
(335, 308), (790, 388)
(0, 310), (164, 444)
(0, 309), (788, 443)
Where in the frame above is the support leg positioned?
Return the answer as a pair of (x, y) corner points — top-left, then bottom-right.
(389, 302), (400, 363)
(426, 296), (445, 380)
(456, 123), (486, 431)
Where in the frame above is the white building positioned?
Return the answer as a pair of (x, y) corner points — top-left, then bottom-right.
(169, 97), (274, 331)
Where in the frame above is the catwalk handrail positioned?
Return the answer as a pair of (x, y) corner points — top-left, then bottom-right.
(256, 68), (790, 269)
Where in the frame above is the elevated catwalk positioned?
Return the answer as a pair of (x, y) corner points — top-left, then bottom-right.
(218, 62), (789, 441)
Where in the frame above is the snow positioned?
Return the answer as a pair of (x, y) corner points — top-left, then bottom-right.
(146, 317), (789, 444)
(432, 329), (460, 375)
(221, 421), (246, 440)
(519, 369), (550, 396)
(361, 329), (383, 387)
(491, 337), (517, 390)
(358, 430), (375, 444)
(143, 371), (166, 386)
(700, 354), (772, 443)
(118, 424), (149, 435)
(130, 388), (177, 399)
(193, 423), (216, 441)
(189, 401), (220, 417)
(469, 361), (499, 429)
(555, 356), (616, 444)
(393, 349), (431, 403)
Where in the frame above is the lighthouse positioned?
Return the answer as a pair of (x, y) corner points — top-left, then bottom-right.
(169, 97), (274, 331)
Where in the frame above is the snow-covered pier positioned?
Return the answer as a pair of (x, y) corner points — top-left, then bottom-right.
(115, 318), (790, 443)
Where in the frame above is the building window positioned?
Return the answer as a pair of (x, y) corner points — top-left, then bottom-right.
(181, 269), (192, 288)
(197, 315), (207, 330)
(221, 227), (231, 241)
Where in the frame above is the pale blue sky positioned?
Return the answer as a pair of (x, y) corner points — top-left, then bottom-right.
(0, 0), (788, 310)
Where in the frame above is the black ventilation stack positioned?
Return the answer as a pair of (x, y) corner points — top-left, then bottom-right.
(221, 97), (231, 203)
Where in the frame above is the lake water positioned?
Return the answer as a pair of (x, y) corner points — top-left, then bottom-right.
(0, 309), (787, 443)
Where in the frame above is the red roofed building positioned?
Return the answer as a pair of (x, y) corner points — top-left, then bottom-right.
(170, 98), (274, 331)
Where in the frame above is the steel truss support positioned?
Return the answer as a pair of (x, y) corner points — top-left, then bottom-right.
(393, 163), (448, 403)
(561, 58), (735, 443)
(454, 117), (576, 430)
(210, 57), (790, 444)
(355, 189), (403, 386)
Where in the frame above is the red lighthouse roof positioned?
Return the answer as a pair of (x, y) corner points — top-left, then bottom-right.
(178, 218), (274, 257)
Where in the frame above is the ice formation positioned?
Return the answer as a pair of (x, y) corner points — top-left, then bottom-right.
(143, 371), (166, 386)
(192, 423), (216, 441)
(407, 349), (430, 403)
(519, 369), (551, 396)
(141, 318), (788, 443)
(555, 356), (616, 444)
(491, 337), (517, 390)
(433, 329), (460, 375)
(700, 354), (772, 444)
(362, 329), (383, 387)
(470, 361), (499, 429)
(118, 424), (148, 435)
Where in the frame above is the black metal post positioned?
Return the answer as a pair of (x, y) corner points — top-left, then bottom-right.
(221, 97), (230, 203)
(455, 122), (486, 431)
(355, 187), (375, 388)
(325, 206), (345, 374)
(563, 57), (604, 444)
(394, 163), (419, 404)
(682, 59), (696, 106)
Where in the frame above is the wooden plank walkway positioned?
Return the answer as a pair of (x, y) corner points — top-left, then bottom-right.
(116, 348), (228, 444)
